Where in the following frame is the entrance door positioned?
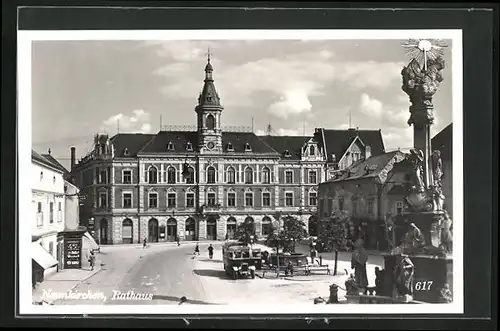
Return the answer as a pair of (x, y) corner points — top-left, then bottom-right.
(166, 218), (177, 242)
(122, 219), (133, 244)
(148, 218), (159, 242)
(100, 218), (108, 244)
(185, 218), (195, 241)
(207, 217), (217, 240)
(226, 217), (236, 240)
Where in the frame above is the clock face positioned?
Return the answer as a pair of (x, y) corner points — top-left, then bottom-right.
(207, 142), (215, 150)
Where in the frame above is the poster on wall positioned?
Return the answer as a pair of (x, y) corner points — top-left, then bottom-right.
(64, 238), (82, 269)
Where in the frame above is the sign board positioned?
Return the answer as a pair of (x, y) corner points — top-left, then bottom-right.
(64, 237), (82, 269)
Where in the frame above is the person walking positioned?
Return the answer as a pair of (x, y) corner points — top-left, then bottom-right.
(193, 243), (200, 255)
(88, 250), (96, 271)
(208, 244), (214, 259)
(176, 235), (181, 247)
(143, 237), (147, 249)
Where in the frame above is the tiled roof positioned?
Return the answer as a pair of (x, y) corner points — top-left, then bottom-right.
(431, 123), (452, 161)
(32, 149), (64, 172)
(315, 128), (385, 162)
(329, 151), (405, 182)
(259, 135), (312, 160)
(139, 131), (198, 154)
(222, 132), (278, 154)
(41, 153), (70, 175)
(110, 133), (156, 157)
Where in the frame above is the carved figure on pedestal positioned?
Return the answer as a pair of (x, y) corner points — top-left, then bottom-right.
(438, 283), (453, 303)
(440, 212), (453, 253)
(393, 254), (415, 300)
(402, 223), (426, 253)
(351, 239), (369, 292)
(345, 274), (359, 296)
(408, 149), (425, 193)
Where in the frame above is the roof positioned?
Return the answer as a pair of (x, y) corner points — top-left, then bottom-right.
(41, 153), (70, 176)
(110, 133), (156, 157)
(327, 150), (405, 183)
(32, 149), (64, 173)
(139, 131), (198, 154)
(431, 123), (452, 161)
(315, 128), (385, 162)
(222, 132), (279, 154)
(259, 135), (312, 160)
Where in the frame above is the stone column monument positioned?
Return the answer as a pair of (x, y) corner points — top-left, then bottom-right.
(381, 39), (453, 304)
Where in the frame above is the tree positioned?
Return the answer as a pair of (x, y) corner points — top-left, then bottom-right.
(318, 210), (350, 275)
(265, 216), (308, 253)
(234, 218), (257, 245)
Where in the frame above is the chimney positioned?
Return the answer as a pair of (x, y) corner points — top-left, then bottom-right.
(70, 147), (76, 171)
(365, 145), (372, 159)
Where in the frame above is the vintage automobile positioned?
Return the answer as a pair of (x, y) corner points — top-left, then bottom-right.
(222, 241), (262, 279)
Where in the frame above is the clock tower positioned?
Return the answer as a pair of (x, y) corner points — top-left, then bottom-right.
(195, 51), (223, 153)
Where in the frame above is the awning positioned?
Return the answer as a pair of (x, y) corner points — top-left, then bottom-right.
(82, 232), (99, 251)
(31, 242), (58, 270)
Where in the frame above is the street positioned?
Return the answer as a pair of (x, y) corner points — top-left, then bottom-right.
(51, 242), (383, 306)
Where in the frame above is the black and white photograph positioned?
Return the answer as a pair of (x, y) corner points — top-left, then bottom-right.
(18, 29), (463, 315)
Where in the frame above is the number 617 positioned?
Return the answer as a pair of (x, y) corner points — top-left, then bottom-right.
(415, 281), (433, 291)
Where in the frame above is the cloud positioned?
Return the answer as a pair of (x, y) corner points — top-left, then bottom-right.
(255, 128), (303, 136)
(101, 109), (152, 134)
(360, 93), (383, 117)
(268, 88), (312, 119)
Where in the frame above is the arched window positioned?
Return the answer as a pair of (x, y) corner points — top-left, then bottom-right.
(148, 166), (158, 184)
(261, 167), (271, 184)
(167, 166), (176, 184)
(206, 114), (215, 130)
(185, 167), (195, 184)
(207, 166), (216, 184)
(226, 167), (236, 184)
(244, 167), (253, 184)
(309, 145), (315, 156)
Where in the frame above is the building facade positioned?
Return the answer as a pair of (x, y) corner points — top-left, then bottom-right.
(317, 151), (408, 250)
(31, 150), (66, 282)
(70, 58), (385, 245)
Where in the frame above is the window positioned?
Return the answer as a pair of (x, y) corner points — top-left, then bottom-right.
(308, 170), (317, 184)
(207, 192), (216, 206)
(309, 145), (315, 156)
(206, 114), (215, 130)
(244, 143), (252, 151)
(352, 199), (358, 215)
(285, 170), (293, 184)
(338, 198), (345, 211)
(285, 192), (294, 207)
(207, 166), (216, 184)
(245, 192), (253, 207)
(186, 141), (193, 151)
(261, 167), (271, 184)
(123, 192), (132, 208)
(48, 242), (54, 256)
(226, 167), (236, 184)
(227, 142), (234, 151)
(244, 167), (253, 184)
(167, 141), (175, 151)
(262, 217), (272, 236)
(167, 167), (176, 184)
(53, 176), (56, 184)
(123, 170), (132, 184)
(309, 191), (317, 206)
(284, 150), (291, 157)
(98, 192), (107, 208)
(262, 192), (271, 207)
(227, 192), (236, 207)
(367, 199), (374, 214)
(98, 169), (108, 184)
(352, 152), (361, 162)
(396, 201), (404, 215)
(185, 167), (195, 184)
(123, 148), (130, 156)
(40, 171), (43, 181)
(186, 192), (195, 208)
(58, 202), (62, 211)
(37, 202), (43, 226)
(49, 202), (54, 223)
(148, 192), (158, 208)
(167, 193), (176, 208)
(148, 166), (158, 184)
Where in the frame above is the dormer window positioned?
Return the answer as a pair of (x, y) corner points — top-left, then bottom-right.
(227, 142), (234, 151)
(123, 148), (130, 156)
(284, 150), (291, 157)
(244, 143), (252, 152)
(167, 141), (174, 151)
(186, 141), (193, 151)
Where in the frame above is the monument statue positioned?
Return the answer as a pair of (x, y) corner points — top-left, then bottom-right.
(393, 254), (415, 300)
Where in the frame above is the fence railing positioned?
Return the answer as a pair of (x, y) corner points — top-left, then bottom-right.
(161, 124), (253, 132)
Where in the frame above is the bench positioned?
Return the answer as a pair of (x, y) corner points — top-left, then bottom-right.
(306, 264), (331, 275)
(260, 265), (308, 278)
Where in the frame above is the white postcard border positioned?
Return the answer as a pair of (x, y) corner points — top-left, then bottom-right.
(18, 29), (464, 315)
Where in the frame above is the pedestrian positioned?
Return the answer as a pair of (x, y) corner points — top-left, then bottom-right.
(176, 236), (180, 247)
(88, 250), (96, 271)
(310, 247), (318, 265)
(208, 244), (214, 259)
(193, 243), (200, 255)
(286, 260), (294, 277)
(143, 237), (147, 249)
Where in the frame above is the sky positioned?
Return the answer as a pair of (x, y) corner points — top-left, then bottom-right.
(31, 39), (453, 169)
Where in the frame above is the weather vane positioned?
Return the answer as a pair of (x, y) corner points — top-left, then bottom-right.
(401, 39), (448, 71)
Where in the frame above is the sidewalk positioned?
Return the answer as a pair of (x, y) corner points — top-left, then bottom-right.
(32, 266), (102, 304)
(98, 240), (218, 249)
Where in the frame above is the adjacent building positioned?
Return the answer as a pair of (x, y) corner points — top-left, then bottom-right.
(70, 57), (386, 245)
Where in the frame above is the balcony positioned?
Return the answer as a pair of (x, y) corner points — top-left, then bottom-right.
(199, 204), (221, 215)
